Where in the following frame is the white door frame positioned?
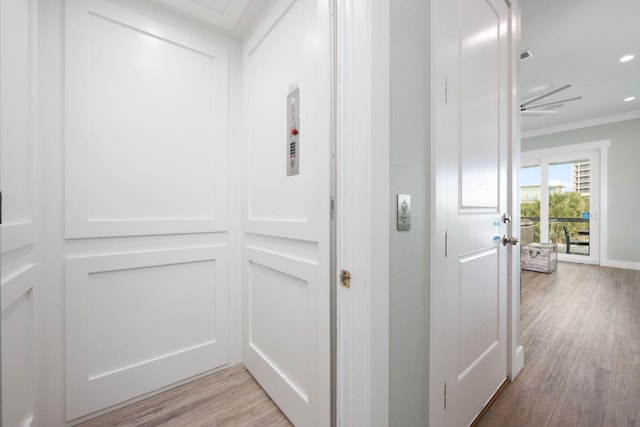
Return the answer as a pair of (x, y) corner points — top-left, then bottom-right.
(507, 0), (525, 385)
(336, 0), (523, 424)
(521, 140), (609, 265)
(335, 0), (390, 425)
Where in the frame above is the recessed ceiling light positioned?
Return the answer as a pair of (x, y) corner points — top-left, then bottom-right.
(624, 96), (636, 102)
(620, 54), (635, 62)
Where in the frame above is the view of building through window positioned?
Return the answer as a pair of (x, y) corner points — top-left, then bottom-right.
(572, 161), (591, 195)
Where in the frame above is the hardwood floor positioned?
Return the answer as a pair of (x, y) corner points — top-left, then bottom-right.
(76, 262), (640, 426)
(77, 364), (292, 427)
(478, 262), (640, 427)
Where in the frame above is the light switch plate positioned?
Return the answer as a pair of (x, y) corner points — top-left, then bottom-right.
(397, 194), (411, 231)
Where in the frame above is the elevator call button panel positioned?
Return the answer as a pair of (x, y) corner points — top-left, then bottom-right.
(287, 86), (300, 176)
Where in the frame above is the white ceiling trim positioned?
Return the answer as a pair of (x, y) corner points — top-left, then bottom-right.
(521, 109), (640, 139)
(191, 0), (230, 14)
(150, 0), (252, 32)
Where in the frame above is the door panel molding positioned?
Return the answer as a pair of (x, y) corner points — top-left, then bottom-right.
(65, 0), (229, 239)
(243, 246), (319, 425)
(1, 264), (37, 426)
(1, 223), (34, 255)
(65, 246), (229, 421)
(242, 240), (325, 426)
(242, 0), (323, 244)
(458, 248), (499, 377)
(1, 264), (37, 312)
(1, 284), (35, 427)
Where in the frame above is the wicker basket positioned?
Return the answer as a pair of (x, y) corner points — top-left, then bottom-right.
(521, 243), (558, 273)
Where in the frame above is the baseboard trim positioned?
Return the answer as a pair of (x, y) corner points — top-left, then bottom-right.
(600, 259), (640, 271)
(512, 345), (524, 379)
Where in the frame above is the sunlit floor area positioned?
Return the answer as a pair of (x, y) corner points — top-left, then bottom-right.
(477, 262), (640, 426)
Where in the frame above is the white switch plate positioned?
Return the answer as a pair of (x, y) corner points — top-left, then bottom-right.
(397, 194), (411, 231)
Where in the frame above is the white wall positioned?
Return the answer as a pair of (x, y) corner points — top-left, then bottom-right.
(523, 118), (640, 269)
(37, 0), (243, 423)
(389, 0), (430, 425)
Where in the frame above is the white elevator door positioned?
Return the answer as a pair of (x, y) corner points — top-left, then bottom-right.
(241, 0), (332, 426)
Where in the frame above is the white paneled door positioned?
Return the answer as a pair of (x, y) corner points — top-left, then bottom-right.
(433, 0), (512, 425)
(242, 0), (332, 426)
(1, 0), (37, 426)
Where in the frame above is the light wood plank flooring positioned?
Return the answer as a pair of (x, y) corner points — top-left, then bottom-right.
(76, 262), (640, 426)
(77, 364), (292, 427)
(478, 262), (640, 427)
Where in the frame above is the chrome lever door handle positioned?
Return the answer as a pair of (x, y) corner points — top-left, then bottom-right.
(502, 236), (519, 246)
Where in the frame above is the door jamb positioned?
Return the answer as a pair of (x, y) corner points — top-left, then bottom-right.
(335, 0), (390, 425)
(508, 0), (525, 381)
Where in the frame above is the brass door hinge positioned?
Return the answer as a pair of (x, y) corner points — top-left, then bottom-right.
(340, 270), (351, 288)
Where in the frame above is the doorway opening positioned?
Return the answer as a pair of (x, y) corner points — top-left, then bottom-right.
(520, 141), (608, 265)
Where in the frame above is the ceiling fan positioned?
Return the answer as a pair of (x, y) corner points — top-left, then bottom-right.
(521, 84), (583, 116)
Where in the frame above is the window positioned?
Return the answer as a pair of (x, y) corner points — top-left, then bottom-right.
(521, 141), (608, 264)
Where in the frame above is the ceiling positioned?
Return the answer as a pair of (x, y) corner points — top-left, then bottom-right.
(149, 0), (272, 39)
(520, 0), (640, 133)
(144, 0), (640, 134)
